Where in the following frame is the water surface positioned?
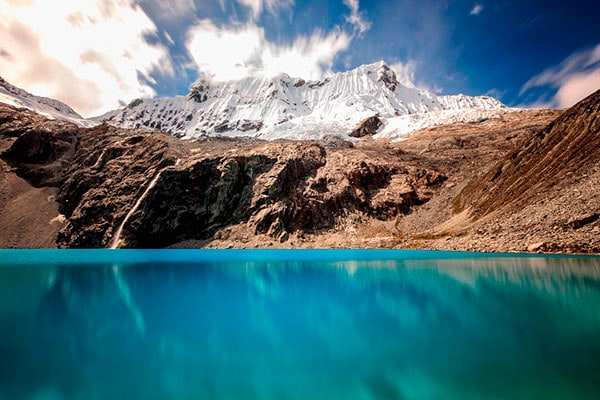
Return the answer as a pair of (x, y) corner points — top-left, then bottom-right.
(1, 249), (600, 399)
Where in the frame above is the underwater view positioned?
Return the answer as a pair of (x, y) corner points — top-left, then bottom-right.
(1, 249), (600, 399)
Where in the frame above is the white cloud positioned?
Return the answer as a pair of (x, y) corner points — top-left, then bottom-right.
(343, 0), (371, 36)
(389, 60), (417, 88)
(186, 21), (265, 81)
(521, 44), (600, 108)
(0, 0), (173, 116)
(264, 29), (351, 79)
(236, 0), (294, 20)
(553, 69), (600, 107)
(186, 20), (351, 81)
(186, 0), (372, 82)
(389, 59), (449, 93)
(484, 88), (506, 101)
(470, 3), (483, 15)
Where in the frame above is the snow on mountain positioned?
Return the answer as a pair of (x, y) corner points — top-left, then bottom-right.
(98, 61), (508, 141)
(0, 76), (97, 128)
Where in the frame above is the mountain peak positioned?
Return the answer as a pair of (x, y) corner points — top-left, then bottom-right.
(376, 62), (398, 91)
(338, 61), (399, 91)
(354, 60), (389, 70)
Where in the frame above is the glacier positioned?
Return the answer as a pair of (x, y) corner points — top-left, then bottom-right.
(97, 61), (508, 141)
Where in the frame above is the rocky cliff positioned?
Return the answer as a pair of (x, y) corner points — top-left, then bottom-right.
(57, 135), (449, 248)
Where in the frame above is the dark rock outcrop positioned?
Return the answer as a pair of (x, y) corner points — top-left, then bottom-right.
(566, 214), (599, 230)
(214, 119), (263, 133)
(350, 115), (383, 137)
(189, 81), (209, 103)
(377, 63), (399, 91)
(88, 141), (436, 248)
(122, 154), (277, 247)
(56, 124), (179, 247)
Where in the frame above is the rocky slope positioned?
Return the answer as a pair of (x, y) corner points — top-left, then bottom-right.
(455, 89), (600, 217)
(444, 89), (600, 253)
(55, 134), (447, 248)
(0, 104), (78, 247)
(97, 61), (507, 141)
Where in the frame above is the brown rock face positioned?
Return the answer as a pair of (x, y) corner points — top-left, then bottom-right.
(0, 103), (439, 248)
(1, 104), (79, 186)
(91, 141), (436, 248)
(56, 124), (179, 247)
(350, 115), (383, 137)
(0, 104), (80, 247)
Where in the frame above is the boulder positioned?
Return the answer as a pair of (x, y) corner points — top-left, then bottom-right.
(566, 214), (599, 229)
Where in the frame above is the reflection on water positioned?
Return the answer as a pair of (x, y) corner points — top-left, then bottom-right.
(1, 251), (600, 399)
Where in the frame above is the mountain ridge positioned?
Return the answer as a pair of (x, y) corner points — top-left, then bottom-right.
(0, 62), (509, 141)
(96, 61), (508, 141)
(0, 76), (95, 128)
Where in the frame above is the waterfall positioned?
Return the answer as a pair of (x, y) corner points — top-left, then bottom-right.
(91, 148), (107, 169)
(109, 159), (180, 249)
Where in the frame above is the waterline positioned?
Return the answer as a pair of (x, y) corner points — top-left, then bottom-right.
(0, 250), (599, 399)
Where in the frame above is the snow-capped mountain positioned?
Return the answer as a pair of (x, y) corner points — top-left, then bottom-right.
(98, 61), (507, 141)
(0, 76), (96, 128)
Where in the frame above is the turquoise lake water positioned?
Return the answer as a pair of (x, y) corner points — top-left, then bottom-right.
(1, 249), (600, 399)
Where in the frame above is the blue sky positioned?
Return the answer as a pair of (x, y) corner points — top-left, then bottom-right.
(1, 0), (599, 116)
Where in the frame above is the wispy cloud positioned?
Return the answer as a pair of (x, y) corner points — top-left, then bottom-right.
(186, 20), (350, 81)
(484, 88), (506, 102)
(138, 0), (196, 23)
(469, 3), (483, 15)
(520, 44), (600, 107)
(389, 60), (417, 88)
(343, 0), (371, 36)
(0, 0), (173, 116)
(236, 0), (294, 20)
(186, 0), (372, 82)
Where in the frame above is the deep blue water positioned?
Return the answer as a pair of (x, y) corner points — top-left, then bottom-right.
(1, 249), (600, 399)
